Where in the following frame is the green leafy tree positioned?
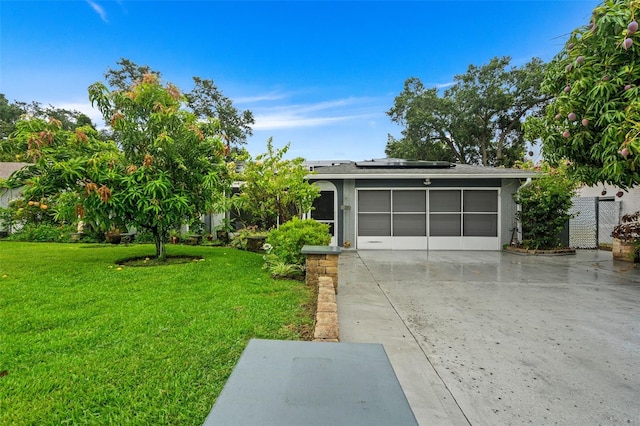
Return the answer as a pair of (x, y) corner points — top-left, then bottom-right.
(513, 161), (579, 249)
(0, 94), (24, 142)
(0, 96), (95, 161)
(88, 73), (228, 259)
(105, 59), (254, 149)
(104, 58), (161, 91)
(235, 139), (320, 230)
(387, 57), (549, 166)
(529, 0), (640, 188)
(186, 77), (255, 148)
(2, 75), (229, 259)
(5, 117), (119, 228)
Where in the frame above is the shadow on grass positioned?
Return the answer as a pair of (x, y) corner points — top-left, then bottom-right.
(115, 255), (203, 267)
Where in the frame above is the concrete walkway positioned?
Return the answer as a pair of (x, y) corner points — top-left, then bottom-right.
(338, 250), (640, 425)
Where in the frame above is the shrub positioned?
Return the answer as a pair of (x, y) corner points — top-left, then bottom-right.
(0, 206), (19, 234)
(7, 223), (75, 242)
(513, 161), (578, 250)
(265, 218), (331, 265)
(230, 226), (268, 250)
(132, 230), (156, 244)
(612, 211), (640, 242)
(262, 254), (304, 280)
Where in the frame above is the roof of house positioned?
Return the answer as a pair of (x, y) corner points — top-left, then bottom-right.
(308, 159), (539, 180)
(0, 162), (29, 179)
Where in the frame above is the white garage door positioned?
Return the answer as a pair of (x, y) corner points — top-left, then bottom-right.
(356, 189), (500, 250)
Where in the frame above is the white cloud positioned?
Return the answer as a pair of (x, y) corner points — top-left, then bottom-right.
(86, 0), (108, 23)
(253, 114), (354, 130)
(434, 81), (455, 89)
(234, 92), (290, 104)
(250, 97), (380, 131)
(56, 101), (105, 128)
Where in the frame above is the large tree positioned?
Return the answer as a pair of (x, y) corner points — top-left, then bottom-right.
(88, 73), (228, 259)
(5, 74), (229, 260)
(387, 57), (549, 167)
(527, 0), (640, 188)
(0, 94), (24, 142)
(104, 59), (254, 149)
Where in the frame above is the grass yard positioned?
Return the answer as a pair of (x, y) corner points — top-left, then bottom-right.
(0, 242), (315, 425)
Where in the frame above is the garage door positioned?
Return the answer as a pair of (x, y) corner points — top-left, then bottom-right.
(356, 189), (500, 250)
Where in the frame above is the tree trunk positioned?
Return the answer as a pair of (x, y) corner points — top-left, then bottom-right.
(496, 116), (522, 166)
(481, 137), (488, 166)
(153, 227), (166, 261)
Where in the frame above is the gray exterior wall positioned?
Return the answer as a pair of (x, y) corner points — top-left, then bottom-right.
(500, 178), (524, 247)
(315, 176), (526, 250)
(341, 179), (356, 247)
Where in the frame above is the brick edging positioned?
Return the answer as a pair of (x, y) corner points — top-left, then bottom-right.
(313, 276), (339, 342)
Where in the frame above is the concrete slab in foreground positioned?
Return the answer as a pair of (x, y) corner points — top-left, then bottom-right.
(338, 250), (640, 425)
(337, 251), (470, 425)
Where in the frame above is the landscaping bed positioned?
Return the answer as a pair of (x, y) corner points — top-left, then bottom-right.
(503, 245), (576, 256)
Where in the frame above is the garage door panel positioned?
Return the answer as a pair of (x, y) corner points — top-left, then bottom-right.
(462, 237), (500, 250)
(393, 190), (426, 212)
(463, 214), (498, 237)
(429, 237), (463, 250)
(393, 214), (427, 236)
(358, 213), (391, 236)
(429, 214), (461, 236)
(359, 190), (390, 212)
(391, 237), (428, 250)
(357, 236), (392, 249)
(464, 190), (498, 212)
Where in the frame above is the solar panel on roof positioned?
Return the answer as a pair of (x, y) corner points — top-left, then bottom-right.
(355, 160), (454, 169)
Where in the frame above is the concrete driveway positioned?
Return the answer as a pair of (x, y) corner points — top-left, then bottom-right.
(337, 250), (640, 425)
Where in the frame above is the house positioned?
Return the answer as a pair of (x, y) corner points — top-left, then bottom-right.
(0, 161), (29, 208)
(0, 162), (29, 234)
(305, 159), (537, 251)
(0, 161), (29, 204)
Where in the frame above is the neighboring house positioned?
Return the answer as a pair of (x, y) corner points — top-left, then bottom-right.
(0, 162), (29, 233)
(0, 162), (29, 208)
(569, 184), (640, 248)
(306, 158), (537, 251)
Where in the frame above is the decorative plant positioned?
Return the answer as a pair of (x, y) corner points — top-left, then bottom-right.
(513, 161), (579, 250)
(105, 227), (122, 244)
(611, 211), (640, 242)
(265, 218), (331, 266)
(261, 242), (303, 279)
(264, 260), (304, 280)
(214, 217), (235, 233)
(168, 229), (181, 243)
(230, 225), (268, 250)
(213, 218), (234, 243)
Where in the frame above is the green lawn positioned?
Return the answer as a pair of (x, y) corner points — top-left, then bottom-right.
(0, 242), (315, 425)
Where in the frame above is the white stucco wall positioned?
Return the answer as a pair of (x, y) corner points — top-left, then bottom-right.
(576, 184), (640, 217)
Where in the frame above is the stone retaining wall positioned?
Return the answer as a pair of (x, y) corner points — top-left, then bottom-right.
(612, 238), (638, 262)
(305, 253), (339, 293)
(313, 276), (339, 342)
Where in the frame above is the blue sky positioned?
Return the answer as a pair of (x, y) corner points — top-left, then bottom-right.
(1, 0), (599, 160)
